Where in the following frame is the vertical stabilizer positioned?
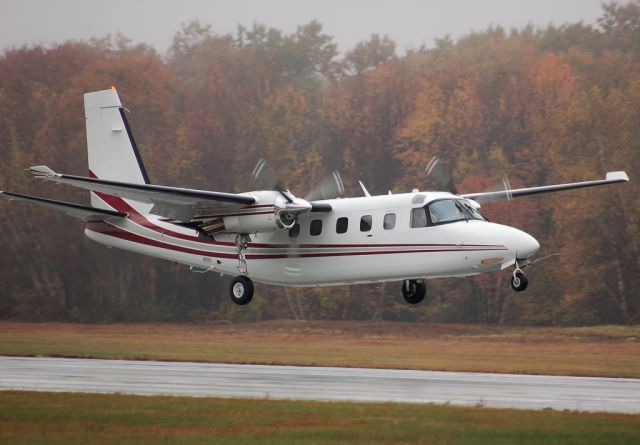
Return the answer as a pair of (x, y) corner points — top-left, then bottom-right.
(84, 88), (150, 210)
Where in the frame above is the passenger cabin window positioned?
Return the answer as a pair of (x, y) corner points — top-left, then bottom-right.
(310, 219), (323, 236)
(360, 215), (372, 232)
(289, 223), (300, 238)
(383, 213), (396, 230)
(336, 217), (348, 234)
(410, 207), (428, 228)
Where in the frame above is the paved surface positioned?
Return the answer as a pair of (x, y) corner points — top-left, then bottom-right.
(1, 356), (639, 413)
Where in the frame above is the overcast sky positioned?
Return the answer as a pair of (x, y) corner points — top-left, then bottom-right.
(1, 0), (606, 55)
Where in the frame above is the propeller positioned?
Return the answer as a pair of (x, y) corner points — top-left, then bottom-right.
(247, 158), (343, 230)
(249, 158), (284, 191)
(424, 155), (458, 194)
(468, 176), (514, 204)
(304, 170), (345, 201)
(423, 155), (516, 205)
(249, 158), (344, 201)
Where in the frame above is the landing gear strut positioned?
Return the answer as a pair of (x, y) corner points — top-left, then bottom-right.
(230, 275), (254, 305)
(402, 279), (427, 304)
(511, 262), (528, 292)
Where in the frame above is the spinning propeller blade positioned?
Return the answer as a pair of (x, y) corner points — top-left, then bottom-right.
(424, 155), (458, 194)
(249, 158), (285, 191)
(304, 170), (345, 201)
(471, 176), (514, 203)
(250, 158), (344, 201)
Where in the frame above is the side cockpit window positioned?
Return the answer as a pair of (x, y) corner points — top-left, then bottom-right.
(410, 207), (428, 228)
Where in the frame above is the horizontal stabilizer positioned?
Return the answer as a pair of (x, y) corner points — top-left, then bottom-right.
(462, 171), (629, 203)
(0, 191), (127, 221)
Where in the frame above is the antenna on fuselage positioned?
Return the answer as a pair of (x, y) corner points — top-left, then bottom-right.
(358, 181), (371, 197)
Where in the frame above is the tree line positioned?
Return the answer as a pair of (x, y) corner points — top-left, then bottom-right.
(0, 2), (638, 324)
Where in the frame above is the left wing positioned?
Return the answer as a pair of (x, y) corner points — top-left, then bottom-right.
(461, 171), (629, 204)
(0, 191), (127, 221)
(30, 165), (256, 221)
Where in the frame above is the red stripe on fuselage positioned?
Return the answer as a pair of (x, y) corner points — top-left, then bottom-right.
(86, 222), (237, 259)
(87, 221), (507, 260)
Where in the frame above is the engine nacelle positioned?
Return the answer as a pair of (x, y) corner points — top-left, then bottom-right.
(221, 191), (312, 234)
(223, 213), (282, 233)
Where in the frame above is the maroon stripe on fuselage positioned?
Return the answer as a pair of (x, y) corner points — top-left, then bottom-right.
(87, 221), (507, 261)
(90, 188), (236, 246)
(245, 247), (507, 260)
(86, 222), (237, 259)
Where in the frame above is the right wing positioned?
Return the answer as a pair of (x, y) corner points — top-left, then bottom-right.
(30, 165), (256, 221)
(0, 191), (127, 222)
(461, 171), (629, 203)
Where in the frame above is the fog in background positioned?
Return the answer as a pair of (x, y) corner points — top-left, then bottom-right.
(1, 0), (604, 54)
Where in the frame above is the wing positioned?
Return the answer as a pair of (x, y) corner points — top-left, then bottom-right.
(0, 191), (127, 222)
(461, 171), (629, 204)
(30, 165), (256, 221)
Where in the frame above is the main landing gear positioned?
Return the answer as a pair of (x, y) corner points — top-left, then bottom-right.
(511, 262), (529, 292)
(402, 279), (427, 304)
(230, 276), (254, 305)
(230, 233), (254, 305)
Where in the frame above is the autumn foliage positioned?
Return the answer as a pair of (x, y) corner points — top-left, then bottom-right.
(0, 3), (638, 324)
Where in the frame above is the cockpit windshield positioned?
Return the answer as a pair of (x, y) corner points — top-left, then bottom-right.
(427, 199), (485, 225)
(458, 200), (485, 221)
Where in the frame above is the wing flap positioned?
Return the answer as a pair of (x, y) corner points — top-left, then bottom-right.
(0, 191), (127, 221)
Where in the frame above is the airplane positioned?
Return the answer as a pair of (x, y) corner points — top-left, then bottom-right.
(0, 88), (630, 306)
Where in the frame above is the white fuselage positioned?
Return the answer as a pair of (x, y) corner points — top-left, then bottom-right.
(84, 191), (539, 286)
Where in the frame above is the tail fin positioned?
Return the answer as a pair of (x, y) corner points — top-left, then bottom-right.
(84, 88), (150, 209)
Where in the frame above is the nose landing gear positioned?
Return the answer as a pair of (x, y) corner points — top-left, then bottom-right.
(511, 261), (528, 292)
(401, 279), (427, 304)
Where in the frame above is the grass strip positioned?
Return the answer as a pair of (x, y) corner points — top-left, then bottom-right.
(1, 321), (639, 377)
(1, 390), (639, 445)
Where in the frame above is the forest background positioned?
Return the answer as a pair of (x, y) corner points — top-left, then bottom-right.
(1, 2), (638, 325)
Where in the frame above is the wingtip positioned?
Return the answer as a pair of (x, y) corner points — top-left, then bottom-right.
(29, 165), (57, 178)
(606, 171), (629, 182)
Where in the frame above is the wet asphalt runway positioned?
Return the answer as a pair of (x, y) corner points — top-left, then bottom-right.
(1, 356), (639, 413)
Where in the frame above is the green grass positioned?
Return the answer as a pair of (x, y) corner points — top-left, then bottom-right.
(1, 321), (640, 377)
(1, 391), (639, 445)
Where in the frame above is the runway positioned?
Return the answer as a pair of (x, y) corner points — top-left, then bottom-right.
(1, 356), (639, 413)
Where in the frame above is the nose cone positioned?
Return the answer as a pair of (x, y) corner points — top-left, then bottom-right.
(513, 230), (540, 259)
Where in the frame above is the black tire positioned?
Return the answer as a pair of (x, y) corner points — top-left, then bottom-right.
(402, 279), (427, 304)
(230, 276), (254, 305)
(511, 271), (528, 292)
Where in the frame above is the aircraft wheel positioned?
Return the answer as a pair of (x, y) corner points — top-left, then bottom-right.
(511, 271), (528, 292)
(230, 276), (254, 305)
(402, 279), (427, 304)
